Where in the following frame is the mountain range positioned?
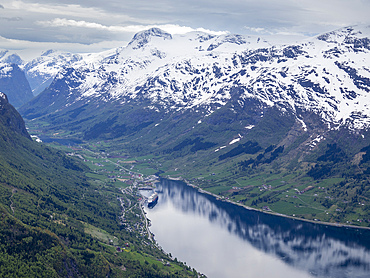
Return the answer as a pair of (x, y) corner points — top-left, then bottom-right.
(0, 49), (82, 106)
(18, 25), (370, 130)
(2, 25), (370, 225)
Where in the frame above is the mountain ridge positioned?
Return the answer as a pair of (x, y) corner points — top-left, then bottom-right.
(128, 27), (173, 49)
(19, 25), (370, 131)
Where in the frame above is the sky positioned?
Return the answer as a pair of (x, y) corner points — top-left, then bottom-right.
(1, 0), (370, 59)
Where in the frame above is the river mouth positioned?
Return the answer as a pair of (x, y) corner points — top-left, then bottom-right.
(143, 178), (370, 278)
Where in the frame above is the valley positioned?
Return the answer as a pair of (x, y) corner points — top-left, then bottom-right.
(1, 23), (370, 277)
(0, 93), (199, 277)
(11, 25), (370, 232)
(27, 120), (370, 228)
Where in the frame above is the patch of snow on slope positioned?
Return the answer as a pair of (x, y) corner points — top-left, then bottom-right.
(0, 64), (13, 76)
(214, 146), (227, 152)
(296, 118), (307, 132)
(229, 138), (241, 145)
(0, 91), (6, 100)
(307, 135), (326, 149)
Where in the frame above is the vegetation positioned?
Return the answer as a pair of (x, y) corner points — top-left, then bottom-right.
(0, 98), (197, 277)
(22, 95), (370, 229)
(219, 141), (262, 160)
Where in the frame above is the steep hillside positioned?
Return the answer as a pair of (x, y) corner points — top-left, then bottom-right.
(0, 63), (33, 107)
(0, 93), (194, 277)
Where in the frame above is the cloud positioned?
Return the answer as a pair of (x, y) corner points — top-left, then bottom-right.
(0, 16), (22, 21)
(37, 18), (228, 36)
(244, 27), (272, 34)
(0, 34), (128, 60)
(2, 0), (370, 57)
(37, 18), (125, 32)
(7, 1), (110, 19)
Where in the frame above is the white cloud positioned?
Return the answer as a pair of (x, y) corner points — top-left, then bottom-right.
(6, 1), (112, 19)
(37, 18), (126, 32)
(0, 35), (127, 60)
(244, 27), (272, 34)
(37, 18), (229, 36)
(158, 25), (228, 36)
(1, 0), (370, 55)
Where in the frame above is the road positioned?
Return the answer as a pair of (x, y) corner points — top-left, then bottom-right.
(139, 198), (153, 242)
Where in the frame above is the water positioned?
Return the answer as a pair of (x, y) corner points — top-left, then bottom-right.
(38, 135), (83, 146)
(142, 179), (370, 278)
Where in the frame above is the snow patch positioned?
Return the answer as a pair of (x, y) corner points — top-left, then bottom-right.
(214, 145), (227, 152)
(229, 138), (241, 145)
(296, 117), (307, 132)
(229, 134), (243, 145)
(307, 135), (325, 149)
(31, 135), (42, 143)
(0, 64), (13, 76)
(0, 92), (6, 100)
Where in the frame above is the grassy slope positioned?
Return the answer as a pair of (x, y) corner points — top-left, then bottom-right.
(154, 127), (370, 227)
(22, 96), (370, 227)
(0, 100), (196, 277)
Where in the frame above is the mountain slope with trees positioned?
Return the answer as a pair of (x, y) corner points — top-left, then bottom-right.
(0, 92), (195, 277)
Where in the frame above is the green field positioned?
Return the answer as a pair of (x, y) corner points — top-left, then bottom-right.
(29, 129), (370, 228)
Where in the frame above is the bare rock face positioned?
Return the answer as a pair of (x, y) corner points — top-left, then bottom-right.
(0, 91), (30, 139)
(0, 63), (33, 108)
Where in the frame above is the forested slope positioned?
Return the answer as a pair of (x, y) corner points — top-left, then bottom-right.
(0, 92), (194, 277)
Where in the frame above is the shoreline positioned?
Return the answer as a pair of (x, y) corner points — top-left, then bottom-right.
(164, 175), (370, 231)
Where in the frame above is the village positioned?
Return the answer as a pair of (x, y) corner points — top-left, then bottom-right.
(59, 142), (165, 249)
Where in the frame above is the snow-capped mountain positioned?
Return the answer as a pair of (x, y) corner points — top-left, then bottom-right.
(59, 28), (272, 107)
(0, 50), (23, 65)
(21, 49), (83, 96)
(15, 26), (370, 230)
(22, 25), (370, 132)
(0, 48), (82, 98)
(0, 62), (33, 108)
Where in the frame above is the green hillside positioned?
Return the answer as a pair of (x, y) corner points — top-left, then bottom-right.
(0, 94), (196, 277)
(23, 96), (370, 227)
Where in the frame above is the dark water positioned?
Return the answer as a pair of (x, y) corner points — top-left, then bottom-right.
(142, 179), (370, 278)
(39, 136), (83, 146)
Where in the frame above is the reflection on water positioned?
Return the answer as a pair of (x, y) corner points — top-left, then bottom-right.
(144, 179), (370, 278)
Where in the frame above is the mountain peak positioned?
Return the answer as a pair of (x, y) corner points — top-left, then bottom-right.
(41, 49), (57, 56)
(0, 91), (8, 103)
(0, 92), (30, 139)
(128, 28), (172, 49)
(0, 51), (23, 66)
(316, 24), (370, 44)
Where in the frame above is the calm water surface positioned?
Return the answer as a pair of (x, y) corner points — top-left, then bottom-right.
(142, 179), (370, 278)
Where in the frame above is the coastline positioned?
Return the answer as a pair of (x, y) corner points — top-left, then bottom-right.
(164, 175), (370, 231)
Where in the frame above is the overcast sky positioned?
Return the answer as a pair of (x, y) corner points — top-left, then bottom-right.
(1, 0), (370, 59)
